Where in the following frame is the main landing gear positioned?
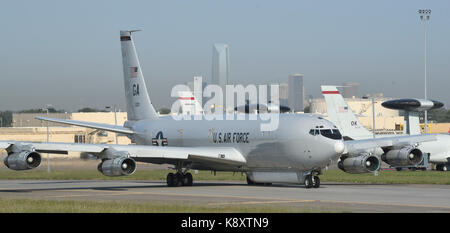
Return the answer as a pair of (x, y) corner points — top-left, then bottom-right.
(166, 161), (193, 187)
(166, 172), (193, 187)
(304, 174), (320, 189)
(436, 164), (449, 171)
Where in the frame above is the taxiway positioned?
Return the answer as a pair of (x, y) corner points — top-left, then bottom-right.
(0, 180), (449, 212)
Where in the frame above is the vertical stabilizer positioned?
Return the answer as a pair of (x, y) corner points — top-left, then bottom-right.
(120, 30), (159, 121)
(403, 111), (421, 135)
(321, 86), (372, 140)
(178, 91), (204, 115)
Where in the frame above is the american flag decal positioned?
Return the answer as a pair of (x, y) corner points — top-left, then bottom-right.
(130, 67), (138, 78)
(339, 106), (348, 113)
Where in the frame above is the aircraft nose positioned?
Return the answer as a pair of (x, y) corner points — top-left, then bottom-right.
(334, 141), (345, 154)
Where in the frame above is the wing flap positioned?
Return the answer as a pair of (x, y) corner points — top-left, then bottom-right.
(115, 145), (247, 166)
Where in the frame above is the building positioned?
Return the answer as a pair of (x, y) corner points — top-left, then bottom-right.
(342, 82), (360, 98)
(12, 113), (71, 127)
(211, 44), (229, 92)
(310, 97), (404, 132)
(278, 82), (289, 106)
(288, 74), (305, 112)
(420, 123), (450, 134)
(2, 112), (132, 158)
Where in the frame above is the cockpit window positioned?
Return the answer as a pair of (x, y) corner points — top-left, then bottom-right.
(320, 129), (342, 140)
(309, 129), (320, 136)
(310, 128), (342, 139)
(309, 129), (318, 136)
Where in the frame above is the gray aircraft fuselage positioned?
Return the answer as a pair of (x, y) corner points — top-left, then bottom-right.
(129, 113), (344, 172)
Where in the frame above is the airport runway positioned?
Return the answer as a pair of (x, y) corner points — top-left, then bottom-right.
(0, 180), (449, 212)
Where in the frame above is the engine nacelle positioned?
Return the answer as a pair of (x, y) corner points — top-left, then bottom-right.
(97, 157), (136, 177)
(338, 154), (380, 174)
(4, 151), (42, 170)
(381, 146), (423, 167)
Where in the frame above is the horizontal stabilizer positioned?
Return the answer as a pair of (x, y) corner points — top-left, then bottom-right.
(35, 116), (135, 134)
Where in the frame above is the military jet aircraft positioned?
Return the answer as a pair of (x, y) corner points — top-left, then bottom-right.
(0, 32), (436, 188)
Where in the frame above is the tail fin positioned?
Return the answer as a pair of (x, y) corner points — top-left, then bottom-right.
(178, 91), (204, 115)
(321, 86), (372, 140)
(120, 30), (159, 121)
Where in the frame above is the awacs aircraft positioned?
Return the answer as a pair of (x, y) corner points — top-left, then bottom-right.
(321, 85), (449, 172)
(0, 31), (437, 189)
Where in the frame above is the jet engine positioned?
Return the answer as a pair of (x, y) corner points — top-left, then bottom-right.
(97, 157), (136, 177)
(4, 151), (42, 170)
(381, 146), (423, 167)
(338, 154), (380, 174)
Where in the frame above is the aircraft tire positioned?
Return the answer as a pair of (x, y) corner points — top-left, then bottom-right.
(184, 173), (193, 186)
(167, 173), (175, 187)
(175, 172), (184, 186)
(313, 176), (320, 188)
(436, 164), (445, 171)
(304, 175), (313, 189)
(246, 176), (255, 185)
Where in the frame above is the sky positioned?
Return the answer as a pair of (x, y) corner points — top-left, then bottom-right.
(1, 0), (449, 112)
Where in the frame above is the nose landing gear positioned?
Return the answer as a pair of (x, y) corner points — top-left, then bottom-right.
(304, 173), (321, 189)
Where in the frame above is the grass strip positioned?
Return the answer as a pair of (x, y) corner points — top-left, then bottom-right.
(0, 169), (448, 185)
(0, 198), (333, 213)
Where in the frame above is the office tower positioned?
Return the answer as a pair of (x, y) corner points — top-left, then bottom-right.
(288, 74), (304, 112)
(276, 82), (289, 107)
(279, 83), (289, 100)
(211, 44), (229, 92)
(342, 82), (359, 98)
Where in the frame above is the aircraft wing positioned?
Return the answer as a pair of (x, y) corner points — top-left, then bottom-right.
(114, 144), (247, 168)
(0, 141), (247, 170)
(0, 141), (105, 154)
(344, 134), (437, 153)
(35, 116), (135, 134)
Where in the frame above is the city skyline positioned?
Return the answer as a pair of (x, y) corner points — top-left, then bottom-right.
(1, 0), (450, 111)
